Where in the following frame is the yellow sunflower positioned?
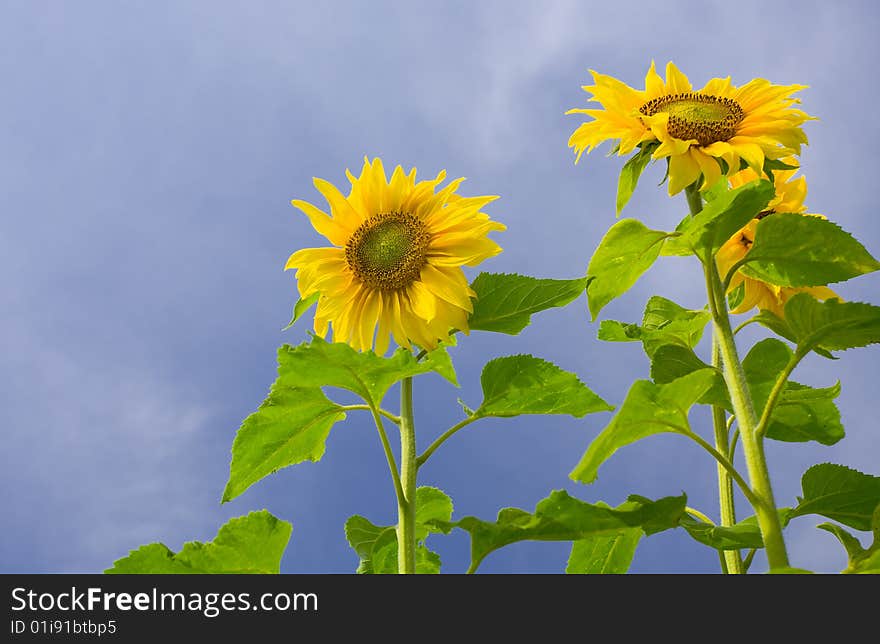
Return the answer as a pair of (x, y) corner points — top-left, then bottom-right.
(285, 157), (505, 354)
(567, 61), (814, 195)
(716, 162), (837, 317)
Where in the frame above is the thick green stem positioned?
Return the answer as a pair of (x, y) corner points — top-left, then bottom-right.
(397, 377), (417, 574)
(685, 182), (789, 571)
(712, 336), (745, 574)
(707, 259), (790, 569)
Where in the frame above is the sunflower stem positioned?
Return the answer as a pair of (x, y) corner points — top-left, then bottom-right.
(397, 376), (418, 574)
(685, 184), (745, 574)
(686, 182), (789, 571)
(712, 336), (745, 574)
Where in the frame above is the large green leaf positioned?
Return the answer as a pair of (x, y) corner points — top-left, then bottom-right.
(472, 354), (613, 418)
(344, 487), (453, 574)
(223, 386), (347, 502)
(818, 504), (880, 574)
(468, 272), (588, 335)
(586, 219), (670, 320)
(275, 336), (457, 407)
(567, 529), (642, 574)
(570, 370), (717, 484)
(429, 490), (686, 573)
(739, 213), (880, 287)
(106, 511), (291, 574)
(791, 464), (880, 530)
(616, 142), (658, 217)
(664, 179), (774, 259)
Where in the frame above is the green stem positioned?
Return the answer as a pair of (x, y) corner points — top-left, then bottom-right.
(416, 415), (479, 467)
(397, 377), (417, 574)
(706, 253), (791, 570)
(680, 428), (758, 507)
(368, 408), (404, 506)
(712, 336), (745, 574)
(755, 350), (805, 438)
(686, 182), (789, 570)
(343, 404), (401, 424)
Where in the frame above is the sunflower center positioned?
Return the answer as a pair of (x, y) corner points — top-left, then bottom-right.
(639, 92), (745, 146)
(345, 211), (430, 290)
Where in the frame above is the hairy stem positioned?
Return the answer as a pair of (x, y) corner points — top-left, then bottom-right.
(686, 182), (790, 570)
(712, 338), (745, 574)
(416, 416), (479, 467)
(397, 377), (417, 574)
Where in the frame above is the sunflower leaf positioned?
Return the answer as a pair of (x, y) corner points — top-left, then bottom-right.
(649, 345), (730, 409)
(679, 515), (765, 550)
(739, 213), (880, 286)
(276, 336), (457, 406)
(566, 526), (642, 574)
(428, 490), (686, 573)
(105, 511), (292, 574)
(616, 142), (658, 217)
(817, 504), (880, 574)
(586, 219), (670, 320)
(741, 338), (844, 445)
(472, 354), (613, 419)
(468, 272), (588, 335)
(663, 179), (774, 259)
(790, 464), (880, 531)
(598, 296), (711, 357)
(756, 294), (880, 356)
(570, 370), (717, 484)
(344, 487), (452, 574)
(282, 292), (320, 331)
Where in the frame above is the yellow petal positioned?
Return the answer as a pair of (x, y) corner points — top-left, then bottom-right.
(291, 200), (351, 247)
(313, 177), (363, 231)
(407, 280), (437, 321)
(419, 264), (474, 313)
(664, 61), (692, 94)
(667, 151), (702, 195)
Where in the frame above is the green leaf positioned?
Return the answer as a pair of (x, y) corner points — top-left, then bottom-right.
(598, 296), (711, 357)
(472, 354), (613, 419)
(739, 213), (880, 286)
(649, 345), (730, 409)
(679, 516), (764, 551)
(774, 295), (880, 355)
(767, 382), (844, 446)
(430, 490), (686, 573)
(640, 296), (712, 356)
(586, 219), (670, 320)
(282, 292), (320, 331)
(275, 336), (457, 407)
(468, 272), (589, 335)
(616, 142), (658, 216)
(791, 464), (880, 530)
(223, 386), (347, 502)
(106, 511), (291, 574)
(345, 487), (453, 574)
(597, 320), (644, 343)
(344, 515), (387, 574)
(664, 179), (774, 259)
(567, 529), (642, 574)
(570, 369), (717, 484)
(818, 505), (880, 574)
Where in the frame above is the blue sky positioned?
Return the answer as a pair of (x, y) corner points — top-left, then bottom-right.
(2, 1), (878, 574)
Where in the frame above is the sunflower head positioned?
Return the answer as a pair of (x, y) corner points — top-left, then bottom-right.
(567, 61), (815, 195)
(285, 158), (505, 354)
(717, 161), (837, 317)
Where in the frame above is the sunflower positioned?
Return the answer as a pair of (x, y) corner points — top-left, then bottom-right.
(716, 161), (837, 317)
(567, 62), (814, 195)
(285, 157), (505, 354)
